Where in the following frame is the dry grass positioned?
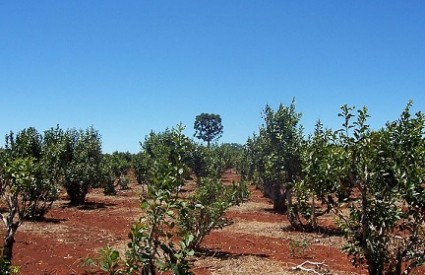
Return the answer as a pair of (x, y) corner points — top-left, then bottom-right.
(228, 201), (271, 213)
(193, 255), (359, 275)
(193, 255), (303, 275)
(20, 220), (68, 234)
(20, 221), (122, 246)
(223, 209), (346, 249)
(20, 221), (72, 244)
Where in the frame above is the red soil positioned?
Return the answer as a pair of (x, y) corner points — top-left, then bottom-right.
(11, 191), (140, 274)
(1, 170), (398, 274)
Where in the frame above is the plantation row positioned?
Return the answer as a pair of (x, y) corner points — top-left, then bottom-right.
(1, 101), (425, 274)
(0, 122), (248, 274)
(240, 100), (425, 275)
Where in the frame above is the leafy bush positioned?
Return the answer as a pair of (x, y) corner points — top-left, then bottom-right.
(190, 143), (210, 181)
(335, 103), (425, 274)
(101, 152), (132, 195)
(92, 124), (246, 274)
(4, 127), (59, 219)
(124, 188), (194, 275)
(134, 127), (194, 187)
(0, 154), (35, 265)
(288, 234), (311, 258)
(288, 121), (346, 230)
(132, 151), (150, 185)
(241, 100), (304, 212)
(0, 125), (104, 270)
(242, 100), (425, 274)
(177, 177), (232, 250)
(62, 127), (102, 205)
(215, 143), (244, 172)
(190, 143), (228, 181)
(92, 125), (195, 275)
(230, 180), (250, 206)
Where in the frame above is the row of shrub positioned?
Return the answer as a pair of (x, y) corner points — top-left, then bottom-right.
(0, 123), (247, 273)
(3, 99), (425, 274)
(86, 124), (249, 274)
(240, 100), (425, 274)
(0, 125), (104, 271)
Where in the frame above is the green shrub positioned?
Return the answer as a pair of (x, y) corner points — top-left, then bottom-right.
(62, 127), (102, 205)
(91, 125), (194, 275)
(0, 155), (35, 265)
(91, 124), (247, 274)
(336, 103), (425, 274)
(4, 127), (59, 219)
(178, 178), (232, 250)
(101, 152), (132, 195)
(230, 180), (250, 206)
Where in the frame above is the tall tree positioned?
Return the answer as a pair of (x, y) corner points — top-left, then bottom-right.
(193, 113), (223, 147)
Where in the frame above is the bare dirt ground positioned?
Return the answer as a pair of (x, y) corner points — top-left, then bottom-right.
(6, 171), (366, 274)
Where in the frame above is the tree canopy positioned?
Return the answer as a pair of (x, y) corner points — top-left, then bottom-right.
(193, 113), (223, 147)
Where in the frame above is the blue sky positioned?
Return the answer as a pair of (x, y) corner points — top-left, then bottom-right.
(1, 1), (424, 153)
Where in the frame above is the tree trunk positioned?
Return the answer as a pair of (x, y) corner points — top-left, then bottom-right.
(67, 183), (88, 205)
(311, 194), (317, 230)
(285, 185), (293, 211)
(286, 185), (299, 228)
(69, 193), (86, 205)
(263, 181), (272, 199)
(272, 182), (285, 212)
(2, 223), (18, 263)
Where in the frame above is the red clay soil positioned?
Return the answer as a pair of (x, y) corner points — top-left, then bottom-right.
(199, 231), (359, 274)
(3, 170), (419, 274)
(199, 186), (361, 275)
(10, 189), (141, 275)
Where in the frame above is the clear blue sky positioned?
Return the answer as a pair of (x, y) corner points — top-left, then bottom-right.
(1, 1), (424, 153)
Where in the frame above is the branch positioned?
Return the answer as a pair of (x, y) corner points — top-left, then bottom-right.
(0, 212), (7, 227)
(331, 206), (356, 233)
(66, 264), (78, 274)
(291, 261), (332, 275)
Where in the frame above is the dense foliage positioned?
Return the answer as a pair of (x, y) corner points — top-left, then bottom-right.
(191, 142), (243, 182)
(242, 100), (425, 274)
(3, 102), (424, 274)
(90, 124), (248, 274)
(3, 127), (58, 219)
(242, 100), (304, 213)
(0, 125), (103, 271)
(61, 127), (102, 205)
(336, 103), (425, 274)
(0, 153), (35, 264)
(193, 113), (223, 147)
(133, 128), (194, 187)
(101, 151), (132, 195)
